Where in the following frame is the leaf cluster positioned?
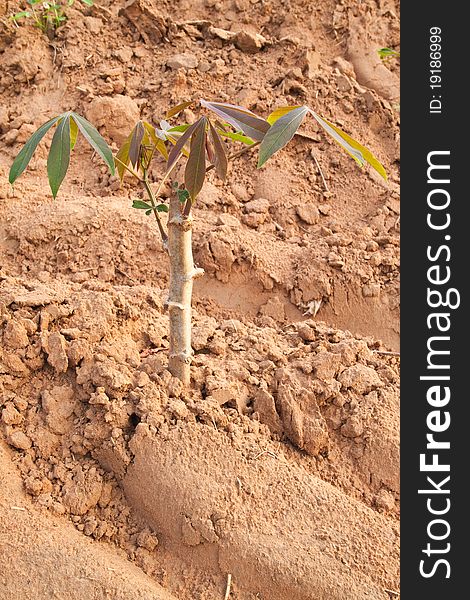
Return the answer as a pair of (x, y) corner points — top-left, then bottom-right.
(8, 99), (387, 204)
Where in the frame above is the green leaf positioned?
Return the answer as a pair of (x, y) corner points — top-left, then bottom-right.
(258, 106), (308, 168)
(71, 112), (115, 175)
(70, 117), (78, 150)
(47, 115), (71, 198)
(185, 118), (207, 201)
(201, 100), (270, 142)
(129, 120), (145, 168)
(132, 200), (153, 210)
(167, 124), (191, 133)
(309, 109), (387, 180)
(378, 47), (400, 59)
(10, 11), (32, 20)
(81, 0), (94, 6)
(266, 105), (302, 125)
(177, 189), (190, 204)
(166, 118), (201, 175)
(115, 131), (132, 181)
(216, 128), (254, 145)
(9, 116), (61, 185)
(166, 101), (194, 119)
(156, 203), (169, 212)
(208, 120), (228, 180)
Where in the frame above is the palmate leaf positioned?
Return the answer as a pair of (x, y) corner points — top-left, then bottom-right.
(9, 111), (115, 197)
(258, 106), (308, 168)
(47, 116), (71, 199)
(9, 116), (60, 185)
(201, 100), (270, 142)
(184, 117), (207, 201)
(309, 109), (387, 180)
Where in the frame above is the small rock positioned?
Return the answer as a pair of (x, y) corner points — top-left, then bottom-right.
(85, 95), (140, 145)
(114, 47), (134, 63)
(341, 415), (364, 438)
(234, 30), (266, 53)
(42, 386), (75, 434)
(362, 283), (381, 297)
(84, 16), (103, 35)
(216, 213), (241, 228)
(192, 316), (218, 351)
(119, 0), (169, 45)
(327, 252), (344, 269)
(181, 517), (202, 546)
(62, 468), (103, 515)
(1, 402), (23, 426)
(136, 528), (159, 551)
(332, 56), (356, 79)
(135, 370), (151, 387)
(7, 430), (32, 450)
(253, 389), (282, 435)
(300, 49), (321, 79)
(337, 364), (382, 394)
(334, 73), (352, 93)
(311, 352), (342, 380)
(244, 197), (270, 213)
(297, 323), (316, 342)
(167, 53), (198, 70)
(3, 320), (29, 349)
(16, 123), (36, 144)
(231, 182), (250, 202)
(3, 129), (19, 146)
(242, 213), (266, 228)
(197, 60), (211, 73)
(42, 332), (68, 373)
(375, 489), (396, 512)
(296, 204), (319, 225)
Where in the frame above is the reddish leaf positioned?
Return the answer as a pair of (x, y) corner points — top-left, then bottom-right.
(184, 117), (207, 201)
(129, 121), (145, 168)
(208, 120), (228, 180)
(166, 118), (201, 175)
(201, 100), (270, 141)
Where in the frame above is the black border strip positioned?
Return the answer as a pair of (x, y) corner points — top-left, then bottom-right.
(401, 3), (467, 597)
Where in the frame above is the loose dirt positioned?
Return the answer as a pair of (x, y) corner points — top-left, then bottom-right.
(1, 0), (400, 598)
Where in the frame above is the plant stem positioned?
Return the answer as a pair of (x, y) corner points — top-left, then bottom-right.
(142, 173), (169, 247)
(167, 194), (203, 385)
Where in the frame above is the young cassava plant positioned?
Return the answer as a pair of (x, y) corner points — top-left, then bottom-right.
(8, 101), (386, 385)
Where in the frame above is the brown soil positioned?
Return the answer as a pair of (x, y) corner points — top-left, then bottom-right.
(0, 1), (400, 598)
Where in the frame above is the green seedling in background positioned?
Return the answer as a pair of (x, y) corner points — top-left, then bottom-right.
(9, 0), (93, 35)
(9, 100), (386, 385)
(377, 47), (400, 60)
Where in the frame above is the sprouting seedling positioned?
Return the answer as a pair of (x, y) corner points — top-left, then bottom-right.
(8, 100), (387, 385)
(9, 0), (93, 34)
(377, 47), (400, 60)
